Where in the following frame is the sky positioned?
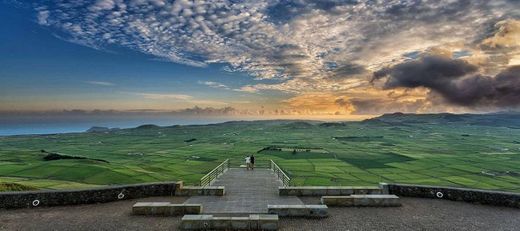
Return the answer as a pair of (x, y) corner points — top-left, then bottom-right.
(1, 0), (520, 119)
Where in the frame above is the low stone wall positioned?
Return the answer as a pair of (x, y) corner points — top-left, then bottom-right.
(279, 186), (382, 196)
(133, 202), (202, 216)
(0, 181), (177, 209)
(385, 183), (520, 208)
(267, 204), (328, 218)
(180, 214), (278, 230)
(321, 195), (401, 207)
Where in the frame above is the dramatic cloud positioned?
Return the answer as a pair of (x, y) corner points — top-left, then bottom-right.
(27, 0), (520, 113)
(481, 19), (520, 49)
(478, 19), (520, 69)
(372, 56), (479, 89)
(35, 1), (520, 77)
(373, 55), (520, 107)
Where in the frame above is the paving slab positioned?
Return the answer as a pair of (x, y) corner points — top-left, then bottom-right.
(184, 168), (303, 214)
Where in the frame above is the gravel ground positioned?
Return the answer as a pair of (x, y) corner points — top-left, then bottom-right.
(282, 197), (520, 231)
(1, 197), (519, 231)
(0, 196), (187, 231)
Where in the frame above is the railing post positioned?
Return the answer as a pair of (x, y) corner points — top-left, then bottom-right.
(200, 159), (230, 187)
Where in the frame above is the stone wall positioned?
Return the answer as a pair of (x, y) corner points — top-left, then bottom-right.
(385, 183), (520, 208)
(0, 181), (178, 209)
(321, 195), (401, 207)
(279, 186), (382, 196)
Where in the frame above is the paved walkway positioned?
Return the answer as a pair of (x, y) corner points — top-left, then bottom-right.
(184, 168), (303, 214)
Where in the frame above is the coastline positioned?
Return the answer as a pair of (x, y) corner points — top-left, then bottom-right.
(0, 115), (372, 137)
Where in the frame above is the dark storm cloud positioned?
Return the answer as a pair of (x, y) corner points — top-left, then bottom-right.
(372, 56), (478, 88)
(373, 55), (520, 107)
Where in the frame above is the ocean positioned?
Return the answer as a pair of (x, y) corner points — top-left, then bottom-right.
(0, 115), (233, 136)
(0, 113), (369, 136)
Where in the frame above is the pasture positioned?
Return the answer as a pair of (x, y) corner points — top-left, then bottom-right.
(1, 114), (520, 192)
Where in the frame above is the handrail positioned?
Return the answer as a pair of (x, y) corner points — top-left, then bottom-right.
(270, 160), (291, 187)
(200, 159), (229, 187)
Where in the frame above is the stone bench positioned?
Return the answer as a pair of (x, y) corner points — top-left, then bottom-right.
(267, 204), (328, 218)
(321, 194), (401, 207)
(279, 186), (382, 196)
(132, 202), (202, 216)
(175, 186), (225, 196)
(180, 214), (278, 230)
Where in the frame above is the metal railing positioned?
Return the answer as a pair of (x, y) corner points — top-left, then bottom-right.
(200, 159), (229, 187)
(270, 160), (291, 187)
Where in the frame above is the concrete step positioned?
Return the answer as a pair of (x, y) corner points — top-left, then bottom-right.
(180, 214), (278, 230)
(132, 202), (202, 216)
(267, 204), (328, 218)
(321, 194), (401, 207)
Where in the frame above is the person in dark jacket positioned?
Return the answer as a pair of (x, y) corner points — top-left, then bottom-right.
(250, 154), (255, 170)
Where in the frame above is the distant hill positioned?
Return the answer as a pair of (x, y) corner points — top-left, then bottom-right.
(86, 126), (120, 133)
(134, 124), (160, 129)
(283, 121), (315, 129)
(218, 120), (320, 126)
(319, 122), (348, 127)
(364, 112), (520, 128)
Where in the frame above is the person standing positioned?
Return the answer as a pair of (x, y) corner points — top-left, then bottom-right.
(250, 154), (255, 170)
(245, 155), (251, 170)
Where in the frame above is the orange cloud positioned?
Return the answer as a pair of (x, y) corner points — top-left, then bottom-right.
(282, 93), (355, 115)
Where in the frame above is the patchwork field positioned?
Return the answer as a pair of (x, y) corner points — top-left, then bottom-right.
(1, 113), (520, 192)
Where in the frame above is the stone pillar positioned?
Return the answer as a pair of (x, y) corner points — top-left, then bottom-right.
(379, 182), (389, 194)
(176, 181), (184, 191)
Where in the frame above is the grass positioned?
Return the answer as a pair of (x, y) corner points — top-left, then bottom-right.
(0, 182), (37, 191)
(0, 116), (519, 192)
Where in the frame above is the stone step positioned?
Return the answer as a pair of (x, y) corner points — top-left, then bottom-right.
(267, 204), (328, 218)
(321, 194), (401, 207)
(180, 214), (278, 230)
(279, 186), (383, 196)
(132, 202), (202, 216)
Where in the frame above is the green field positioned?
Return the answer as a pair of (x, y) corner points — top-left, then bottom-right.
(1, 113), (520, 192)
